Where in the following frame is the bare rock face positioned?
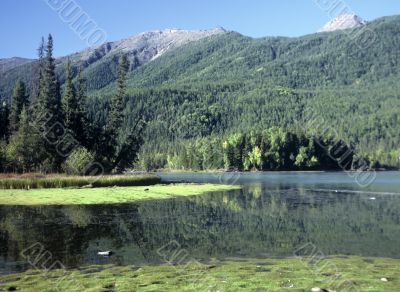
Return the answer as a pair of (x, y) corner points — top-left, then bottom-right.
(319, 13), (366, 33)
(62, 27), (226, 69)
(0, 57), (34, 73)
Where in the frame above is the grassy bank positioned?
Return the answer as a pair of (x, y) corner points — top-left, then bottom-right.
(0, 183), (239, 205)
(0, 256), (398, 291)
(0, 174), (161, 189)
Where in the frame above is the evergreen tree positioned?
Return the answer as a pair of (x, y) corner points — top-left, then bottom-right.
(107, 54), (128, 135)
(113, 117), (145, 172)
(36, 34), (64, 171)
(94, 54), (145, 172)
(75, 67), (89, 147)
(38, 34), (62, 125)
(6, 106), (44, 172)
(62, 60), (77, 133)
(9, 80), (28, 133)
(30, 37), (45, 106)
(100, 54), (129, 171)
(0, 101), (10, 141)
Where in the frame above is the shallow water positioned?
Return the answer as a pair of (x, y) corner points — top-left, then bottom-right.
(0, 171), (399, 274)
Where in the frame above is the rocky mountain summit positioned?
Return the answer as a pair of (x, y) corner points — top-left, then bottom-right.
(319, 13), (366, 32)
(63, 27), (226, 69)
(1, 28), (226, 77)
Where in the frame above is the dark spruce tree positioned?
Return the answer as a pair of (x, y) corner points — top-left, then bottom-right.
(36, 34), (64, 172)
(107, 54), (128, 136)
(30, 37), (45, 107)
(62, 60), (78, 134)
(9, 80), (28, 133)
(100, 54), (129, 172)
(0, 97), (7, 172)
(74, 67), (89, 147)
(98, 54), (145, 172)
(0, 101), (10, 141)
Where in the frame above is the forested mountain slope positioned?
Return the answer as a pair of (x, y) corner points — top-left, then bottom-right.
(0, 28), (226, 99)
(122, 15), (400, 89)
(106, 15), (399, 169)
(0, 57), (34, 73)
(1, 15), (400, 170)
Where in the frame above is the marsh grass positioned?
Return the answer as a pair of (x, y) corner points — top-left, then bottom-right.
(0, 174), (161, 189)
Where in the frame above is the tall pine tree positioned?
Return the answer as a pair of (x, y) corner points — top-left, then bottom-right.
(100, 54), (129, 172)
(75, 67), (89, 147)
(9, 80), (28, 133)
(38, 35), (62, 124)
(30, 37), (45, 107)
(0, 101), (9, 141)
(107, 54), (128, 134)
(104, 54), (145, 172)
(62, 59), (77, 132)
(36, 34), (64, 171)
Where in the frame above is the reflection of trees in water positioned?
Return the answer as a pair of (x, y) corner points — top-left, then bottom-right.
(0, 204), (149, 271)
(1, 189), (400, 272)
(62, 206), (93, 228)
(136, 187), (400, 259)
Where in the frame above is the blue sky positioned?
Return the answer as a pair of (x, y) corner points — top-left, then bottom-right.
(0, 0), (399, 58)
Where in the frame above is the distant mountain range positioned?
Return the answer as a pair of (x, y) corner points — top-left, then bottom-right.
(1, 14), (399, 167)
(0, 14), (366, 77)
(58, 27), (226, 71)
(0, 57), (34, 73)
(0, 27), (226, 96)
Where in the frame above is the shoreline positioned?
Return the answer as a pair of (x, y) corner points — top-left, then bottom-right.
(156, 169), (399, 174)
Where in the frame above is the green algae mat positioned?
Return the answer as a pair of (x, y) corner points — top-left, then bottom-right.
(0, 256), (399, 291)
(0, 184), (240, 205)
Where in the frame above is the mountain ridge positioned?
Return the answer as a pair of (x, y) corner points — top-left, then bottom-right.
(0, 57), (34, 73)
(0, 27), (227, 96)
(60, 27), (227, 68)
(1, 14), (400, 98)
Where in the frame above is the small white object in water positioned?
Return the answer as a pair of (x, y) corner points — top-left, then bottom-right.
(369, 197), (377, 200)
(98, 251), (112, 256)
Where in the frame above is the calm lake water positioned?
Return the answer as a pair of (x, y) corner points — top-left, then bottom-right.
(1, 171), (399, 274)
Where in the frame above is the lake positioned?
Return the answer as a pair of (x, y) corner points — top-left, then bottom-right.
(1, 171), (399, 274)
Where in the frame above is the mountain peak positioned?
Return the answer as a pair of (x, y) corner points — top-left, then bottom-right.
(318, 13), (366, 33)
(64, 27), (226, 68)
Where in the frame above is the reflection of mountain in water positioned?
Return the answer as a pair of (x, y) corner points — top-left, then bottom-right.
(1, 186), (400, 273)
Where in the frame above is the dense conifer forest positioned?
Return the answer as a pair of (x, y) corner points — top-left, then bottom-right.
(0, 36), (143, 174)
